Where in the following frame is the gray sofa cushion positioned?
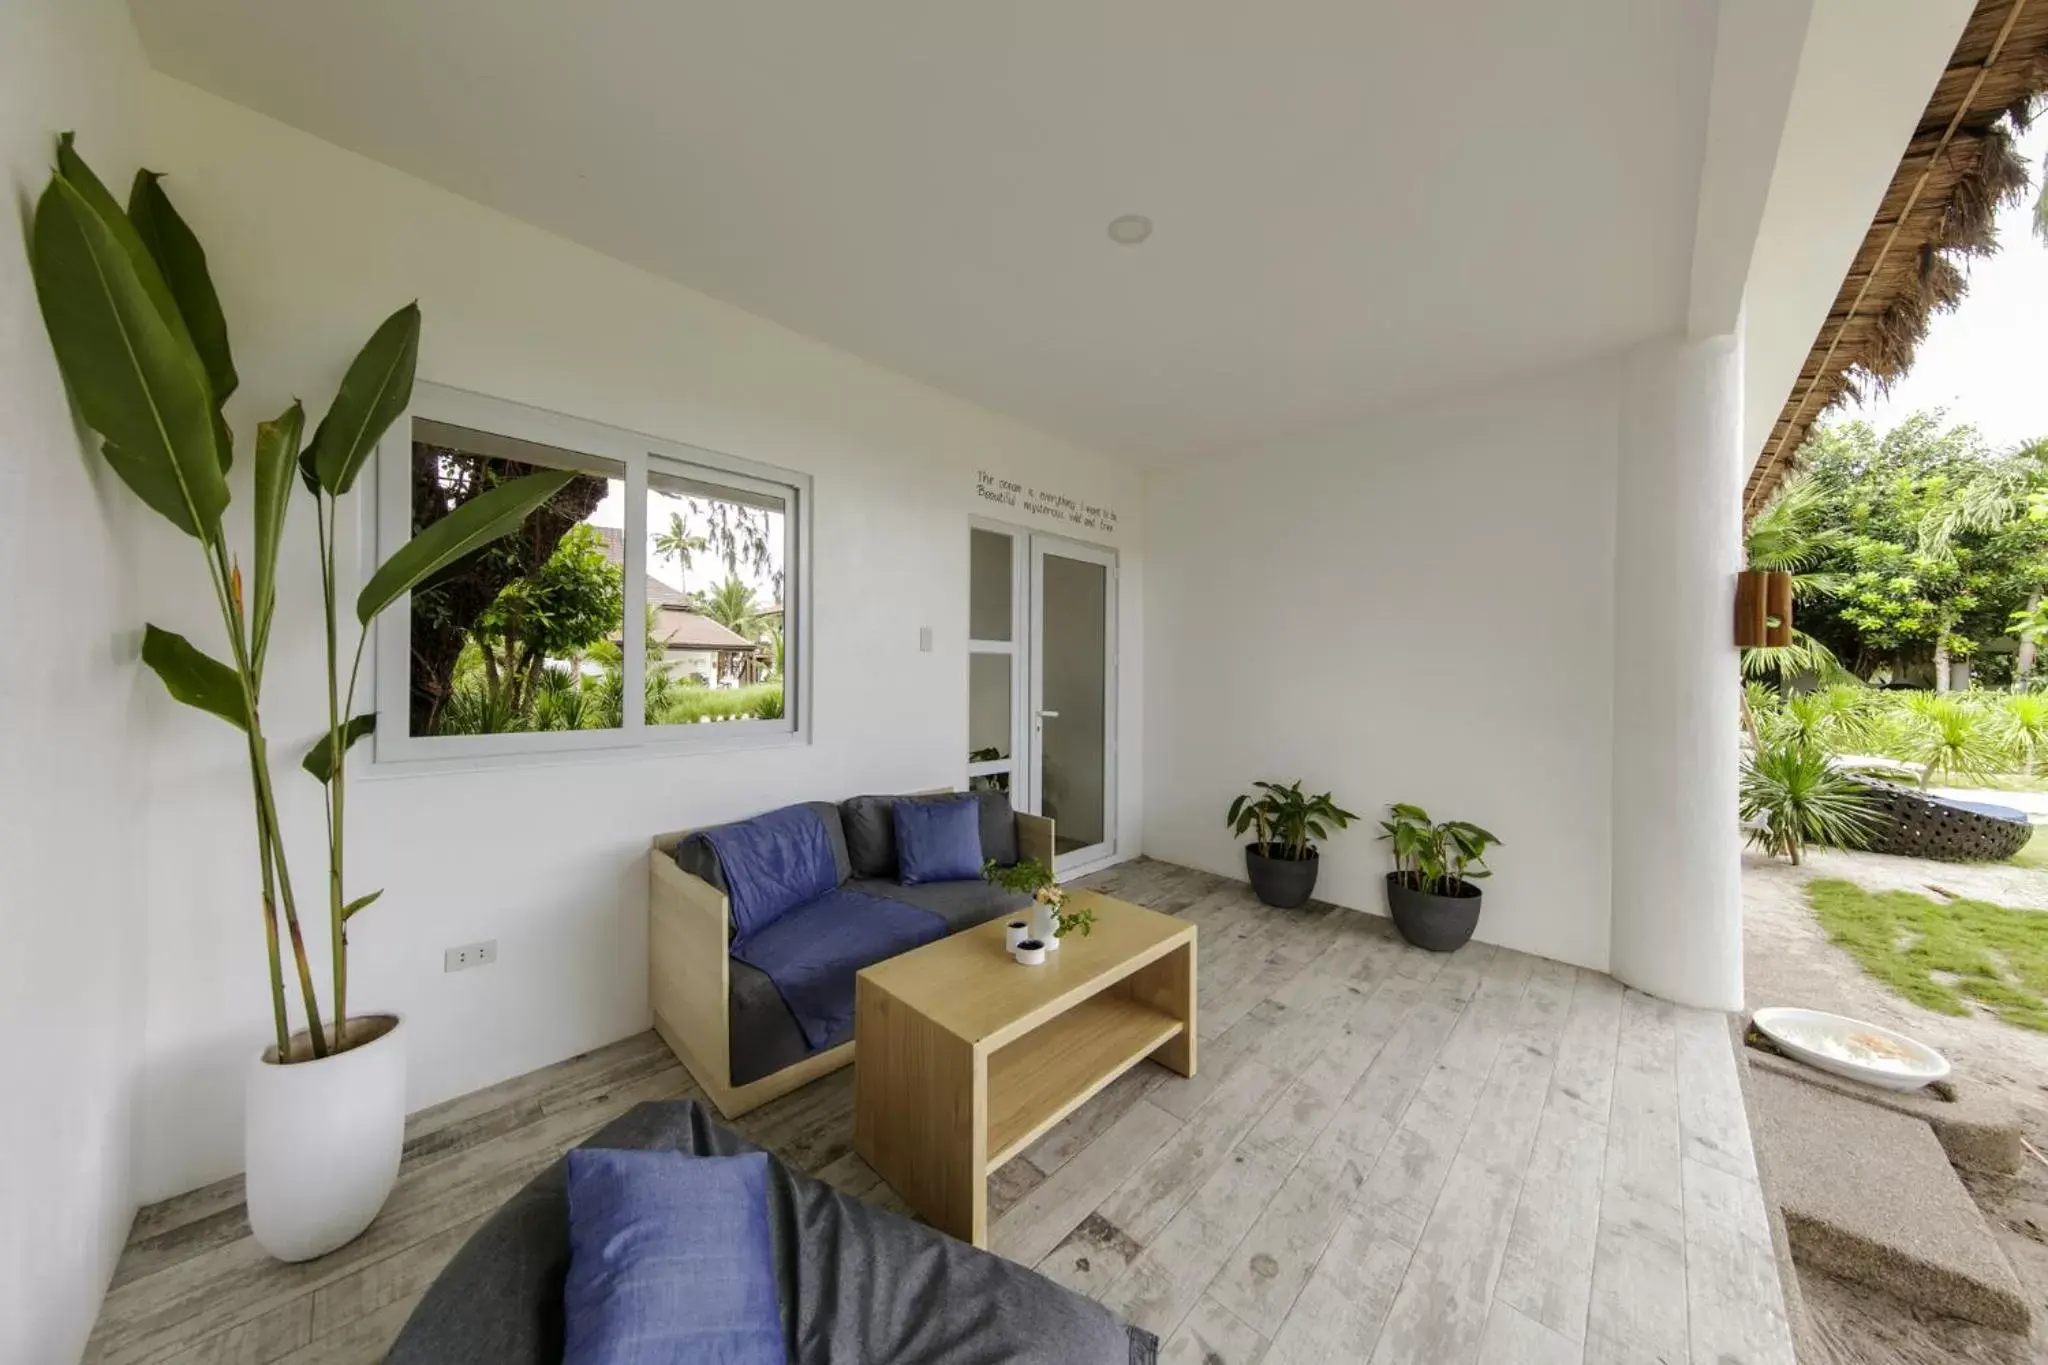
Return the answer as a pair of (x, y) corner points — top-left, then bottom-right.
(385, 1101), (1156, 1365)
(674, 800), (851, 904)
(852, 877), (1031, 935)
(841, 790), (1018, 879)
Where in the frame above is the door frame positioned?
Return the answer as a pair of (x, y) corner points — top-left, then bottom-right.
(1026, 530), (1118, 872)
(966, 519), (1119, 871)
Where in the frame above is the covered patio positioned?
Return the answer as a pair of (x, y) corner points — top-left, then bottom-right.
(1, 0), (1994, 1362)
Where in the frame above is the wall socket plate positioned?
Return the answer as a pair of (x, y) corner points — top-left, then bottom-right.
(443, 940), (498, 973)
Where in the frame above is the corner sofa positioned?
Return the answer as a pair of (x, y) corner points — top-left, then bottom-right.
(650, 789), (1054, 1118)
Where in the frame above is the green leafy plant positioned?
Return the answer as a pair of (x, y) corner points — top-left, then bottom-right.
(29, 137), (568, 1060)
(1226, 781), (1359, 862)
(1898, 692), (2004, 789)
(1377, 804), (1501, 894)
(983, 857), (1095, 938)
(1738, 741), (1874, 864)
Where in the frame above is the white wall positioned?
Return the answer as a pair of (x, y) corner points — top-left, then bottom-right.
(132, 76), (1144, 1199)
(1143, 356), (1621, 971)
(0, 1), (152, 1359)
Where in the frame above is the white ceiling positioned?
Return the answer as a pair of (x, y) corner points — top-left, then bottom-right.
(128, 1), (1717, 465)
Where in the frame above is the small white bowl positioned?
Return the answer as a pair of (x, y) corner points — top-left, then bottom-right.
(1013, 940), (1047, 966)
(1752, 1006), (1950, 1092)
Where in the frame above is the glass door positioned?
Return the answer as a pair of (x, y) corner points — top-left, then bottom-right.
(1029, 535), (1116, 869)
(966, 526), (1024, 796)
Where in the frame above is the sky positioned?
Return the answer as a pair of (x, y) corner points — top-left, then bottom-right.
(1847, 117), (2048, 451)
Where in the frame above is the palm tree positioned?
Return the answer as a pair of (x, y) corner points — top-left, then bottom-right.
(653, 512), (708, 579)
(696, 575), (763, 638)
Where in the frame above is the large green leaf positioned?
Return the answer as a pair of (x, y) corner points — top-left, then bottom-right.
(127, 169), (238, 408)
(357, 470), (573, 625)
(250, 402), (303, 673)
(141, 624), (248, 729)
(307, 302), (420, 495)
(302, 714), (375, 783)
(31, 176), (227, 539)
(55, 138), (204, 376)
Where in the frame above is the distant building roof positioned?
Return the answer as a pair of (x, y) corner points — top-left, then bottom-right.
(652, 605), (756, 652)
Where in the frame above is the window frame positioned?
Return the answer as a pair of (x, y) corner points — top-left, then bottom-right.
(367, 383), (811, 770)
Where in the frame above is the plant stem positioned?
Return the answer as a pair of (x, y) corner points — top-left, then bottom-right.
(208, 537), (327, 1058)
(319, 496), (347, 1044)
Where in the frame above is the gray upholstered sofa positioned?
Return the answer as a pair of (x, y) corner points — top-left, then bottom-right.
(649, 790), (1054, 1118)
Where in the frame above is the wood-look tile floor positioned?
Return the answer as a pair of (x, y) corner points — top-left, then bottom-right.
(84, 859), (1795, 1365)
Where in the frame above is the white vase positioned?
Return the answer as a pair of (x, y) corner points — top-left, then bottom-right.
(1031, 900), (1060, 949)
(245, 1013), (406, 1262)
(1005, 920), (1030, 952)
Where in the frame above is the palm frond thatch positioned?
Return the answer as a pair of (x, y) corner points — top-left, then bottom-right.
(1745, 0), (2048, 520)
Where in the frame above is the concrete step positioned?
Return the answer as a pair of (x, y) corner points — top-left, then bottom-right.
(1751, 1068), (2030, 1332)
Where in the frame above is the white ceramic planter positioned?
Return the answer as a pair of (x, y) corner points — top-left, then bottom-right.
(1013, 940), (1048, 966)
(1004, 920), (1030, 953)
(1031, 900), (1060, 949)
(246, 1013), (406, 1262)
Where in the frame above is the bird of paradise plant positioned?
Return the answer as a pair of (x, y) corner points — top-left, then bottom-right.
(29, 136), (570, 1060)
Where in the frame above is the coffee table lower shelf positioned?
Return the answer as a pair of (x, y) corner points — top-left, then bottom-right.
(988, 994), (1183, 1167)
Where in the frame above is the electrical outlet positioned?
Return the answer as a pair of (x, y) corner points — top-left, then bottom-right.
(443, 939), (497, 973)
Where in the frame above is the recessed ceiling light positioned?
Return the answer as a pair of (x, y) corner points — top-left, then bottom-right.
(1107, 214), (1153, 246)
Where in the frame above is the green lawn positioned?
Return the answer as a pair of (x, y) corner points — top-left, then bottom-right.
(2011, 825), (2048, 870)
(1805, 878), (2048, 1032)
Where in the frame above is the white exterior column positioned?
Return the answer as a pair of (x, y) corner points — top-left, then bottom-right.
(1609, 330), (1744, 1010)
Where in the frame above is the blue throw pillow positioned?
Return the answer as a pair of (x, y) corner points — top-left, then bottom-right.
(564, 1149), (785, 1365)
(893, 795), (984, 885)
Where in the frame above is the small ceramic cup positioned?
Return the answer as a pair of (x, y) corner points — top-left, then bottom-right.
(1014, 939), (1047, 966)
(1005, 920), (1030, 953)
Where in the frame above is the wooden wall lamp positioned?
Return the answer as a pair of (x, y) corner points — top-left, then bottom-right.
(1735, 570), (1793, 648)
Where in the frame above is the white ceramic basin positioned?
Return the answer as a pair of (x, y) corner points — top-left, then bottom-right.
(1752, 1006), (1950, 1092)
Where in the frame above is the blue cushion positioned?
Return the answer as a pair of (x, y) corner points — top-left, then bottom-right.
(893, 796), (984, 885)
(701, 804), (841, 940)
(564, 1149), (784, 1365)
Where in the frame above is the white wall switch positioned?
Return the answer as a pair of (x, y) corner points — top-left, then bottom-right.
(919, 625), (933, 652)
(443, 940), (498, 973)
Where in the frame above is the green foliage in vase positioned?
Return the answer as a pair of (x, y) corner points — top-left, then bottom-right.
(1377, 803), (1501, 894)
(1226, 781), (1359, 862)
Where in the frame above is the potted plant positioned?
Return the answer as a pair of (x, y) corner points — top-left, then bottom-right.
(1225, 781), (1358, 908)
(985, 857), (1095, 948)
(30, 138), (569, 1261)
(1378, 804), (1502, 951)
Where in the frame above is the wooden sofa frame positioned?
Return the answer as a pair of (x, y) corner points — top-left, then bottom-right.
(649, 800), (1056, 1119)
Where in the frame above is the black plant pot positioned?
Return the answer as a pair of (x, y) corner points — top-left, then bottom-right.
(1245, 843), (1319, 908)
(1385, 872), (1483, 952)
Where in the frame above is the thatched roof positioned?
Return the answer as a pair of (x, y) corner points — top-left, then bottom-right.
(1743, 0), (2048, 519)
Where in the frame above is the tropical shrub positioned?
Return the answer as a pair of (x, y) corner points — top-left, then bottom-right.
(1226, 781), (1359, 862)
(1377, 804), (1501, 894)
(1739, 740), (1875, 864)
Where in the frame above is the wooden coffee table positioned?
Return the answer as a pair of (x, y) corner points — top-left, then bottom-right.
(852, 890), (1196, 1247)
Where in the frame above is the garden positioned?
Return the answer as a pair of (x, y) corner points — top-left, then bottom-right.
(1737, 415), (2048, 1215)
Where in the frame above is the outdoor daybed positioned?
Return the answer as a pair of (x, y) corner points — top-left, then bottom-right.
(1848, 776), (2035, 863)
(384, 1099), (1156, 1365)
(649, 790), (1054, 1118)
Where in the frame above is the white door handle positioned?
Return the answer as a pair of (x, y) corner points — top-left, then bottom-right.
(1038, 710), (1060, 719)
